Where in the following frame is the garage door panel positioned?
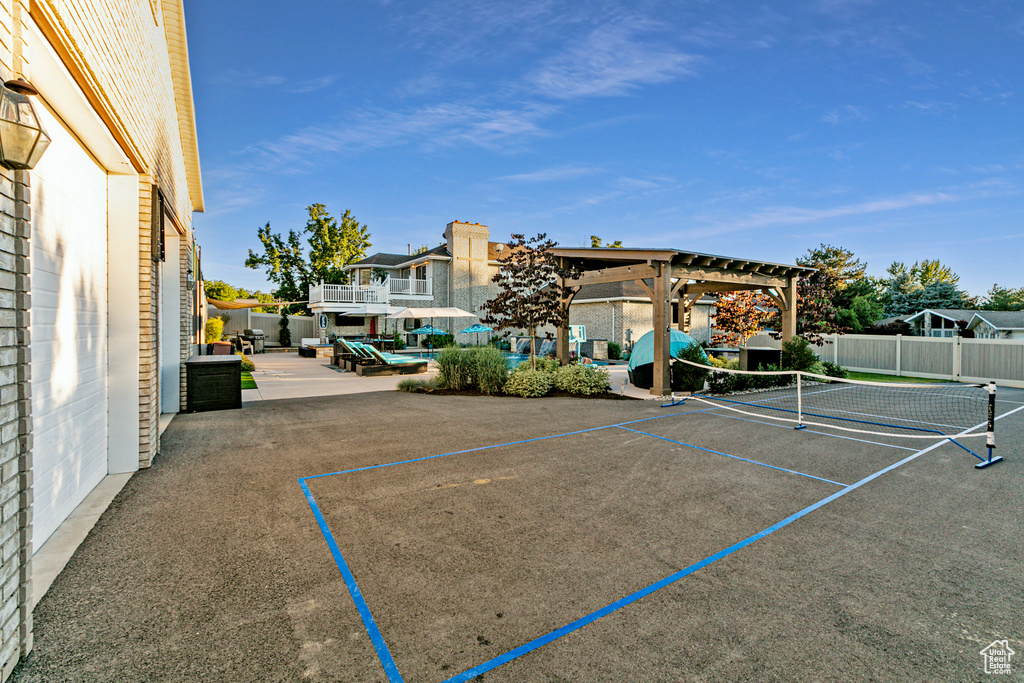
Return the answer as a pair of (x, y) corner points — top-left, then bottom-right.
(30, 102), (109, 548)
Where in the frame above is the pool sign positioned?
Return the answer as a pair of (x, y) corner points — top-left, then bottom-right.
(569, 325), (586, 343)
(318, 313), (328, 329)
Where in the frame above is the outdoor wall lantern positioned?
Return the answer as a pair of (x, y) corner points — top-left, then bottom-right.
(0, 79), (50, 170)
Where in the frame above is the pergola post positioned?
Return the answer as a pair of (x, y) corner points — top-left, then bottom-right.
(651, 262), (673, 396)
(555, 284), (577, 366)
(780, 276), (798, 342)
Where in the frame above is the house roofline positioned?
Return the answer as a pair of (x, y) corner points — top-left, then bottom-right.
(967, 312), (1024, 331)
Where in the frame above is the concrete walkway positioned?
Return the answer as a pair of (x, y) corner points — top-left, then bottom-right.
(244, 350), (655, 401)
(243, 351), (439, 401)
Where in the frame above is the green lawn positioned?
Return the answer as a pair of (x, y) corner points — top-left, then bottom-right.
(241, 371), (257, 390)
(845, 371), (950, 384)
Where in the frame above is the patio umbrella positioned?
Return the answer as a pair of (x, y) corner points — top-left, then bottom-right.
(459, 322), (493, 346)
(408, 324), (447, 356)
(387, 307), (475, 347)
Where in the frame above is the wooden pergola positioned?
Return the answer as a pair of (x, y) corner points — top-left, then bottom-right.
(551, 248), (817, 395)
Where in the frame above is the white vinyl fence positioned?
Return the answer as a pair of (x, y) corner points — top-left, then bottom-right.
(206, 307), (316, 344)
(811, 334), (1023, 387)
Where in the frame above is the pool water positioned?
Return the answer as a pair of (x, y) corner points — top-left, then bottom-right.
(407, 350), (608, 367)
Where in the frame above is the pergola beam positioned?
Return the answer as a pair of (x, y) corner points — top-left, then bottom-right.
(670, 266), (787, 288)
(566, 264), (659, 287)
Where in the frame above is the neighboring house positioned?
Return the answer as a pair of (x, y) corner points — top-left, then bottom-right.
(0, 2), (204, 677)
(967, 311), (1024, 339)
(307, 220), (714, 348)
(903, 309), (981, 337)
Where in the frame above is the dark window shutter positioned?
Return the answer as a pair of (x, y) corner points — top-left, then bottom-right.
(151, 185), (165, 262)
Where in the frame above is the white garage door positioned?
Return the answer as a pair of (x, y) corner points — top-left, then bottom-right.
(30, 104), (109, 549)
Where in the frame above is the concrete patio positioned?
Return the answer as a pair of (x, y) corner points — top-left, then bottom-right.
(245, 350), (645, 401)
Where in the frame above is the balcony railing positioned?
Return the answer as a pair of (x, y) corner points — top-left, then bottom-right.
(309, 277), (432, 305)
(388, 277), (432, 297)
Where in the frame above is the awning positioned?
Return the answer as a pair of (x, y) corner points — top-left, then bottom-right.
(386, 307), (475, 319)
(207, 298), (307, 310)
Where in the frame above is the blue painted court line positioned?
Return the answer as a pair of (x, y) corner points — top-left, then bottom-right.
(438, 416), (995, 683)
(300, 407), (716, 481)
(706, 411), (919, 452)
(299, 478), (405, 683)
(302, 406), (1023, 683)
(614, 426), (847, 486)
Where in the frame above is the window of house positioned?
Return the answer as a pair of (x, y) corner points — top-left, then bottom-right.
(415, 264), (427, 280)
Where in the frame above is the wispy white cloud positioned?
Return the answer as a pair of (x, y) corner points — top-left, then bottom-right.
(822, 104), (867, 125)
(499, 164), (602, 182)
(214, 70), (338, 94)
(689, 190), (969, 234)
(248, 101), (556, 167)
(528, 22), (698, 99)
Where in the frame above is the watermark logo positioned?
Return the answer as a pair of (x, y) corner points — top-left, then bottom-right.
(980, 640), (1015, 675)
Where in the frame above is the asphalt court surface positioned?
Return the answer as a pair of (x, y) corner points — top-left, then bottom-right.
(301, 392), (1024, 682)
(304, 423), (839, 682)
(13, 388), (1024, 682)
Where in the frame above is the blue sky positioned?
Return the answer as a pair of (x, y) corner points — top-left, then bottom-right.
(184, 1), (1023, 297)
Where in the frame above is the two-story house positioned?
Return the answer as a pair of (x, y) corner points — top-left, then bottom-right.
(307, 220), (713, 349)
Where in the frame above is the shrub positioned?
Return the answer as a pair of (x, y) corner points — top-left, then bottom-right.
(425, 333), (454, 348)
(436, 346), (474, 390)
(707, 355), (735, 369)
(819, 361), (848, 379)
(397, 377), (438, 393)
(504, 369), (555, 397)
(516, 357), (559, 373)
(555, 364), (610, 395)
(279, 312), (291, 347)
(392, 331), (406, 350)
(671, 342), (710, 392)
(607, 341), (622, 360)
(204, 317), (224, 342)
(235, 352), (255, 372)
(707, 370), (737, 394)
(781, 337), (817, 372)
(473, 347), (509, 395)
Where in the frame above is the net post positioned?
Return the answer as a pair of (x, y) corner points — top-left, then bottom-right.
(794, 372), (806, 430)
(976, 381), (1002, 469)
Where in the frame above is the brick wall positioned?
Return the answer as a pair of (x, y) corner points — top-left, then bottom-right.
(442, 223), (499, 344)
(0, 2), (36, 677)
(138, 182), (158, 469)
(0, 167), (33, 681)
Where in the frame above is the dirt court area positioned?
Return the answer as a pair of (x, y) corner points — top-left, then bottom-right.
(12, 387), (1024, 682)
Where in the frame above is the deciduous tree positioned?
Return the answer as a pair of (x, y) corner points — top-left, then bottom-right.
(246, 204), (371, 314)
(712, 291), (774, 346)
(480, 234), (580, 369)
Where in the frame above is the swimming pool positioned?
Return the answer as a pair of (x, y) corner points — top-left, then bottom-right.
(406, 350), (609, 367)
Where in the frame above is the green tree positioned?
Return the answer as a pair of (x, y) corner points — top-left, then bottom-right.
(246, 204), (371, 314)
(305, 204), (371, 285)
(886, 281), (972, 316)
(204, 280), (239, 302)
(835, 295), (884, 333)
(590, 235), (624, 248)
(480, 233), (581, 369)
(796, 244), (866, 289)
(982, 284), (1024, 311)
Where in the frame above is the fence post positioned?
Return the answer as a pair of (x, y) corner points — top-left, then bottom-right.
(833, 334), (839, 364)
(954, 335), (961, 381)
(895, 334), (901, 376)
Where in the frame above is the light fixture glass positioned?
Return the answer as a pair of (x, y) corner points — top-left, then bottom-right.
(0, 81), (50, 170)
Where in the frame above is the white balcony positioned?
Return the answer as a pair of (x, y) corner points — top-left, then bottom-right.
(388, 277), (432, 297)
(308, 277), (432, 307)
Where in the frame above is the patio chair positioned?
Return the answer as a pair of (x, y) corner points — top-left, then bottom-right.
(343, 341), (384, 371)
(353, 344), (428, 377)
(235, 335), (254, 356)
(333, 339), (364, 369)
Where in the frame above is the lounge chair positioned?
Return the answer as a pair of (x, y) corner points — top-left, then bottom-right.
(332, 339), (360, 368)
(339, 340), (381, 371)
(349, 342), (428, 376)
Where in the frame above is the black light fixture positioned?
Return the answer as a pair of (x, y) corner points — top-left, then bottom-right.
(0, 78), (50, 170)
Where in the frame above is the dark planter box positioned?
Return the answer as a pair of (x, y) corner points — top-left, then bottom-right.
(740, 347), (781, 371)
(186, 355), (242, 413)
